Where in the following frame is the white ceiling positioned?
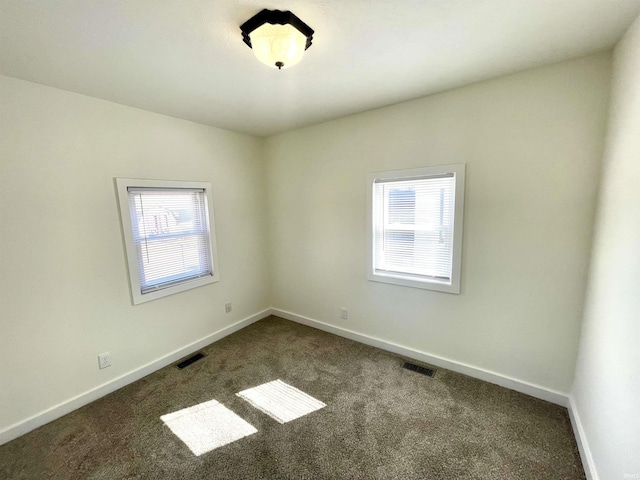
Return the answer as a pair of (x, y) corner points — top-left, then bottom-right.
(2, 0), (640, 137)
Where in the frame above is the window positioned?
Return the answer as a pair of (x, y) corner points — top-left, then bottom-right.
(367, 164), (465, 293)
(116, 178), (219, 305)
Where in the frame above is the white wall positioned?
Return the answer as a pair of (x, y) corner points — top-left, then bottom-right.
(0, 76), (270, 434)
(571, 15), (640, 480)
(265, 53), (611, 395)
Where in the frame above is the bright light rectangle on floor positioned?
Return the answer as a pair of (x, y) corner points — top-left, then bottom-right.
(236, 379), (326, 424)
(160, 399), (257, 456)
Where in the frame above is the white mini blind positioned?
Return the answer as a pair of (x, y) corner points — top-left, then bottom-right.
(127, 187), (213, 294)
(372, 173), (456, 283)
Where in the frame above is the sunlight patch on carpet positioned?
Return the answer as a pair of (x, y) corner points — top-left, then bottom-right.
(160, 399), (257, 456)
(236, 379), (326, 424)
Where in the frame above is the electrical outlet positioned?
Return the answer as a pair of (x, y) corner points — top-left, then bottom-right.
(340, 308), (348, 320)
(225, 302), (232, 313)
(98, 352), (112, 370)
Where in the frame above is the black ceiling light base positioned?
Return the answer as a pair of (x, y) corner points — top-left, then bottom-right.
(240, 9), (314, 51)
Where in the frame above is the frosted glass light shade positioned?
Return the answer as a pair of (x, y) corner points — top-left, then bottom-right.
(249, 23), (307, 69)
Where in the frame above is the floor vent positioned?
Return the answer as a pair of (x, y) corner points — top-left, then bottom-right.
(176, 352), (205, 369)
(403, 362), (435, 377)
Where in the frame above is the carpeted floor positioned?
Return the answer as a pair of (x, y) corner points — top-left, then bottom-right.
(0, 316), (585, 479)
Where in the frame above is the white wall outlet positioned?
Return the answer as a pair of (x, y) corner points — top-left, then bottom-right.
(98, 352), (112, 369)
(225, 302), (232, 313)
(340, 308), (348, 320)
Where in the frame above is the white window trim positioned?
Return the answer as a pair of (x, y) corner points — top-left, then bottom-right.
(366, 164), (465, 294)
(115, 178), (220, 305)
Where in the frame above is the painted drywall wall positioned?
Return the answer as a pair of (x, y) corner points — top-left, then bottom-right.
(0, 76), (270, 433)
(571, 15), (640, 480)
(265, 53), (611, 395)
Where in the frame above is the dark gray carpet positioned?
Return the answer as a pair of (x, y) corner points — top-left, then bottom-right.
(0, 316), (585, 479)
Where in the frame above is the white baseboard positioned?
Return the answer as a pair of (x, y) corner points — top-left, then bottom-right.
(272, 308), (569, 407)
(568, 396), (599, 480)
(1, 307), (573, 448)
(0, 309), (271, 446)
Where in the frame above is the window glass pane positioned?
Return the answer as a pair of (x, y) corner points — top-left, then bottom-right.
(128, 188), (213, 293)
(373, 175), (455, 281)
(388, 188), (415, 224)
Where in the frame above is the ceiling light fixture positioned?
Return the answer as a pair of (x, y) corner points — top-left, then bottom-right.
(240, 9), (314, 70)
